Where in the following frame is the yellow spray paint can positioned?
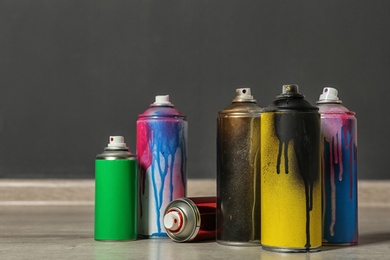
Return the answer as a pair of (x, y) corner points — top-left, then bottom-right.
(261, 85), (321, 252)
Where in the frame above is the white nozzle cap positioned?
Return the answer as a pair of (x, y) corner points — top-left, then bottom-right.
(319, 87), (340, 102)
(236, 88), (253, 100)
(163, 211), (182, 232)
(107, 136), (127, 148)
(153, 95), (173, 106)
(232, 88), (256, 102)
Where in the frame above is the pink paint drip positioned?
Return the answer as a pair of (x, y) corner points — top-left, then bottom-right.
(137, 123), (153, 218)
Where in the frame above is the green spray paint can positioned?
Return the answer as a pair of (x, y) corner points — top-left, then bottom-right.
(95, 136), (137, 241)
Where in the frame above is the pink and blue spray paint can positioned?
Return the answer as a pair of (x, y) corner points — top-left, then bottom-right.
(317, 87), (358, 245)
(137, 95), (187, 238)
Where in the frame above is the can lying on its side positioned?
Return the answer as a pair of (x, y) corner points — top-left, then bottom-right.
(163, 197), (216, 242)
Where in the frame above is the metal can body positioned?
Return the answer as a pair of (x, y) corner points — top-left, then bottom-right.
(217, 88), (262, 246)
(137, 95), (187, 238)
(163, 197), (216, 242)
(95, 136), (138, 241)
(261, 85), (321, 252)
(317, 87), (358, 245)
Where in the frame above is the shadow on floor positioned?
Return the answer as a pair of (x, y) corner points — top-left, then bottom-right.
(321, 232), (390, 251)
(358, 232), (390, 245)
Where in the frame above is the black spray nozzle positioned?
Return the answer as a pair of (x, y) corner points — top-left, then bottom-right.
(277, 84), (304, 99)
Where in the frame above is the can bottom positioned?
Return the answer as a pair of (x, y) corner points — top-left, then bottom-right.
(217, 239), (260, 247)
(323, 241), (358, 246)
(138, 234), (169, 239)
(94, 238), (137, 242)
(262, 245), (321, 253)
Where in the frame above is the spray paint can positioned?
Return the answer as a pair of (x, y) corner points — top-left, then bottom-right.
(95, 136), (138, 241)
(163, 197), (217, 242)
(137, 95), (187, 238)
(317, 87), (358, 245)
(217, 88), (262, 246)
(261, 85), (321, 252)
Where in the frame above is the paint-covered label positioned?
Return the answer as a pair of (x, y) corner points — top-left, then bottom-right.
(137, 118), (187, 237)
(321, 112), (358, 244)
(261, 112), (321, 250)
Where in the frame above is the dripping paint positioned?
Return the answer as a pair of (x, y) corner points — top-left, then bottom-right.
(274, 112), (320, 250)
(321, 112), (358, 245)
(261, 112), (322, 251)
(137, 118), (187, 238)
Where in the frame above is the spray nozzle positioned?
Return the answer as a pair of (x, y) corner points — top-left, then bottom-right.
(283, 84), (300, 94)
(232, 88), (256, 102)
(277, 84), (304, 98)
(107, 136), (127, 148)
(163, 210), (183, 232)
(152, 95), (174, 107)
(318, 87), (342, 103)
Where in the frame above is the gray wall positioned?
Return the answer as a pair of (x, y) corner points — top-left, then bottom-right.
(0, 0), (388, 179)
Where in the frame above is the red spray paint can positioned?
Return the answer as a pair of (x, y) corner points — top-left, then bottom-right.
(163, 197), (216, 242)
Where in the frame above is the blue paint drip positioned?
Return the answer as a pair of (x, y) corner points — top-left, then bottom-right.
(147, 119), (186, 234)
(151, 232), (169, 238)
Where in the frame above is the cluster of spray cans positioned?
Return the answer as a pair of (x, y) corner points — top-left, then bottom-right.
(217, 85), (357, 252)
(94, 95), (218, 243)
(94, 85), (357, 253)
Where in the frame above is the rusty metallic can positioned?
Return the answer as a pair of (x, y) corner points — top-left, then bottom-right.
(217, 88), (262, 246)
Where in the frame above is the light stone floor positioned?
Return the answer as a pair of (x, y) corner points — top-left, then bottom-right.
(0, 179), (389, 259)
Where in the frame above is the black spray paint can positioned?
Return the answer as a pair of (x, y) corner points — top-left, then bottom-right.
(261, 85), (321, 252)
(217, 88), (262, 246)
(163, 197), (216, 242)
